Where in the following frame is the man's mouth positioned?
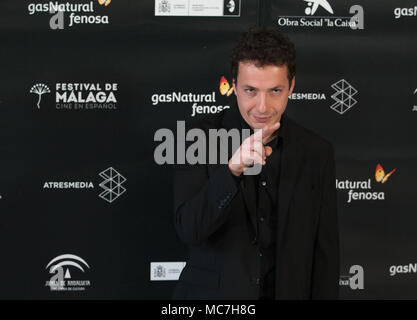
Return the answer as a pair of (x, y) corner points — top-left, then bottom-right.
(252, 115), (270, 123)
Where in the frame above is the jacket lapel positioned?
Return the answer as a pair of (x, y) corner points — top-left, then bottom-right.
(277, 116), (304, 251)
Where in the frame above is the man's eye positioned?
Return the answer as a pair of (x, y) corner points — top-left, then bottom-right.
(273, 89), (282, 93)
(245, 89), (254, 93)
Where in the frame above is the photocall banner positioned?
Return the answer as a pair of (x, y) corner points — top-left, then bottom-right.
(0, 0), (415, 299)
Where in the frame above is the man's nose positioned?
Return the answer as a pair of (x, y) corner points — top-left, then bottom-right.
(257, 93), (268, 113)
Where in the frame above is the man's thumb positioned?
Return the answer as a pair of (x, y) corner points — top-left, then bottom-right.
(265, 146), (273, 157)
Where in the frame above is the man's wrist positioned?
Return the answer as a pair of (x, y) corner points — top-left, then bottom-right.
(228, 160), (242, 177)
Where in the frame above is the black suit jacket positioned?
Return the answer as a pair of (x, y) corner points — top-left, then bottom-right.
(172, 106), (339, 299)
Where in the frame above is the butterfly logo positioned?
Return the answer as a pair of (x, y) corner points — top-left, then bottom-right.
(375, 164), (396, 184)
(219, 76), (234, 96)
(98, 0), (111, 6)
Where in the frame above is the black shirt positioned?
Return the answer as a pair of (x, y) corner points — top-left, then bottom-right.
(235, 115), (282, 300)
(256, 136), (281, 299)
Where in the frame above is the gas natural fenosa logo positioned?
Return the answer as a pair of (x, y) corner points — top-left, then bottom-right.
(151, 76), (233, 117)
(336, 164), (396, 203)
(28, 1), (111, 30)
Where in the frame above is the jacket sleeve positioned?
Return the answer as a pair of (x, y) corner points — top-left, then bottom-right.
(173, 163), (240, 246)
(311, 143), (340, 299)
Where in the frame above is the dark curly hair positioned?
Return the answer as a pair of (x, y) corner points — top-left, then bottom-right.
(231, 27), (296, 85)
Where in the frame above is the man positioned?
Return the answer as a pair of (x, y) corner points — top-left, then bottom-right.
(173, 27), (339, 299)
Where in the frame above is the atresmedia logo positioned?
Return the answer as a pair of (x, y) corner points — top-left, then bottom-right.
(99, 167), (127, 203)
(330, 79), (358, 115)
(42, 167), (127, 203)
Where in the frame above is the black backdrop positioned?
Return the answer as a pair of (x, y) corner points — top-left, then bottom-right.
(0, 0), (416, 299)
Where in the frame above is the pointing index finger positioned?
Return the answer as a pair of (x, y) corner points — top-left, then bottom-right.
(261, 122), (280, 144)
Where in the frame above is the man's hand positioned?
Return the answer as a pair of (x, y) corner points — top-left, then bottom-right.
(228, 122), (280, 177)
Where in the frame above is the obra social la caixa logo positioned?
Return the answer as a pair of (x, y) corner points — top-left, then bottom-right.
(42, 167), (127, 204)
(336, 164), (397, 203)
(339, 265), (364, 290)
(45, 254), (91, 291)
(30, 82), (118, 110)
(151, 75), (234, 117)
(27, 0), (111, 30)
(277, 0), (364, 30)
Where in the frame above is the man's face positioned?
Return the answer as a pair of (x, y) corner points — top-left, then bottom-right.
(233, 61), (295, 130)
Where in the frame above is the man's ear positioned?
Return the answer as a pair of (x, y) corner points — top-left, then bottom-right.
(288, 76), (295, 96)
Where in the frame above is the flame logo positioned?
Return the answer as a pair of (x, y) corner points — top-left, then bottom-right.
(219, 76), (234, 96)
(375, 164), (396, 184)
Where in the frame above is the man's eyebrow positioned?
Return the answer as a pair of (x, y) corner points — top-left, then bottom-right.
(270, 85), (285, 90)
(242, 85), (256, 89)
